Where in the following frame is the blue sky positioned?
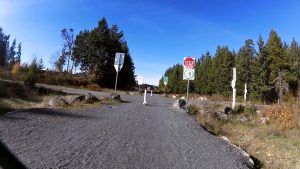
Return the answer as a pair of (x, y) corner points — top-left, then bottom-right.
(1, 0), (300, 85)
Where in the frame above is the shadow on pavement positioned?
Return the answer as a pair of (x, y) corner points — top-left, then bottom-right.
(1, 108), (99, 120)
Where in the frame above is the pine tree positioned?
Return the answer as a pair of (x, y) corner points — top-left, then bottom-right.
(267, 30), (289, 81)
(0, 28), (10, 67)
(236, 39), (256, 98)
(257, 35), (270, 86)
(213, 46), (234, 96)
(8, 39), (17, 68)
(16, 43), (21, 63)
(289, 38), (300, 79)
(195, 52), (213, 94)
(73, 30), (90, 72)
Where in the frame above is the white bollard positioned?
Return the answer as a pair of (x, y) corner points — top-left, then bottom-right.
(143, 89), (147, 105)
(231, 67), (236, 109)
(244, 83), (247, 103)
(151, 90), (153, 96)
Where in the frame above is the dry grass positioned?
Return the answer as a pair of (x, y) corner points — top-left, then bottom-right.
(190, 103), (300, 169)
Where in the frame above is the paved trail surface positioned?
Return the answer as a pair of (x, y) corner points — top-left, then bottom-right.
(0, 93), (253, 169)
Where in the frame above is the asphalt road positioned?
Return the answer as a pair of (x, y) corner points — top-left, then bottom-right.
(0, 93), (254, 169)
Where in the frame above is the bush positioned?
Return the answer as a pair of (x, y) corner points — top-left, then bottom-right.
(232, 104), (245, 114)
(187, 105), (198, 116)
(24, 58), (43, 88)
(244, 104), (257, 116)
(86, 83), (101, 91)
(264, 104), (298, 130)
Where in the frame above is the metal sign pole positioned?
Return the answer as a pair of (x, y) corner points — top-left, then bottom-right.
(186, 80), (190, 109)
(114, 66), (119, 93)
(114, 59), (121, 93)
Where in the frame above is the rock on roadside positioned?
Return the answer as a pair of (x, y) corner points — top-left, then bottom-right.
(48, 97), (69, 107)
(173, 99), (186, 109)
(110, 93), (121, 101)
(85, 93), (99, 104)
(65, 95), (85, 105)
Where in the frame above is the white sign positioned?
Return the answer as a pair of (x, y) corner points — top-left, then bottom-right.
(183, 69), (195, 80)
(183, 57), (195, 80)
(114, 53), (125, 72)
(163, 76), (168, 85)
(138, 76), (143, 85)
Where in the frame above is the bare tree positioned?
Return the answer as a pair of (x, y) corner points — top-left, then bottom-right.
(61, 28), (74, 73)
(273, 70), (289, 103)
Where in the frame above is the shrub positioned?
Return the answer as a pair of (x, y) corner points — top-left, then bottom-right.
(187, 105), (198, 116)
(11, 63), (20, 76)
(232, 104), (245, 114)
(244, 104), (257, 116)
(24, 58), (43, 88)
(86, 83), (101, 91)
(264, 104), (298, 130)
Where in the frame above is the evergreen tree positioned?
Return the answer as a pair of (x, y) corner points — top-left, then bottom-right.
(16, 43), (21, 63)
(8, 39), (16, 68)
(236, 39), (256, 97)
(267, 30), (289, 81)
(73, 30), (90, 72)
(195, 51), (213, 94)
(72, 17), (136, 89)
(0, 28), (10, 67)
(289, 38), (300, 79)
(213, 46), (234, 96)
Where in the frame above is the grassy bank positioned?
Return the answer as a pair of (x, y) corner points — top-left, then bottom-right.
(0, 81), (66, 115)
(188, 103), (300, 169)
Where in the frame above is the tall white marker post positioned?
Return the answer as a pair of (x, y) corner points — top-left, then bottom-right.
(183, 57), (196, 109)
(232, 67), (236, 109)
(114, 53), (125, 93)
(244, 83), (247, 103)
(137, 76), (143, 93)
(143, 89), (147, 105)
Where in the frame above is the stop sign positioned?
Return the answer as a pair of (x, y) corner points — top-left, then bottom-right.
(184, 57), (196, 69)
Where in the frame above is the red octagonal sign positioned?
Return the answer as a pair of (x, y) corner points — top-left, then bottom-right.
(184, 57), (196, 69)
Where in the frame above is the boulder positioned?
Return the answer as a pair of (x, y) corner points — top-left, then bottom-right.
(224, 107), (232, 114)
(85, 93), (99, 103)
(173, 99), (186, 109)
(110, 93), (121, 101)
(48, 97), (68, 107)
(66, 95), (85, 104)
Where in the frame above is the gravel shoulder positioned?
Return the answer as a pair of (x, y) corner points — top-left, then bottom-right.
(0, 94), (254, 169)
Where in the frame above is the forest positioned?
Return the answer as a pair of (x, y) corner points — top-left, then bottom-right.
(0, 17), (136, 90)
(159, 30), (300, 103)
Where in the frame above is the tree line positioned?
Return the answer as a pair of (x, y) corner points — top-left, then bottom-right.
(55, 17), (136, 89)
(0, 27), (22, 69)
(159, 30), (300, 103)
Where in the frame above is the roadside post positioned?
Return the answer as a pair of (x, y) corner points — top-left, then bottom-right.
(232, 67), (236, 109)
(183, 57), (196, 109)
(151, 90), (153, 96)
(114, 53), (125, 93)
(244, 83), (247, 103)
(138, 76), (143, 93)
(143, 89), (147, 105)
(163, 76), (168, 95)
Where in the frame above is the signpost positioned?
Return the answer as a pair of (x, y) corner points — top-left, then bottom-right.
(114, 53), (125, 93)
(231, 67), (236, 109)
(183, 57), (196, 109)
(163, 76), (168, 94)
